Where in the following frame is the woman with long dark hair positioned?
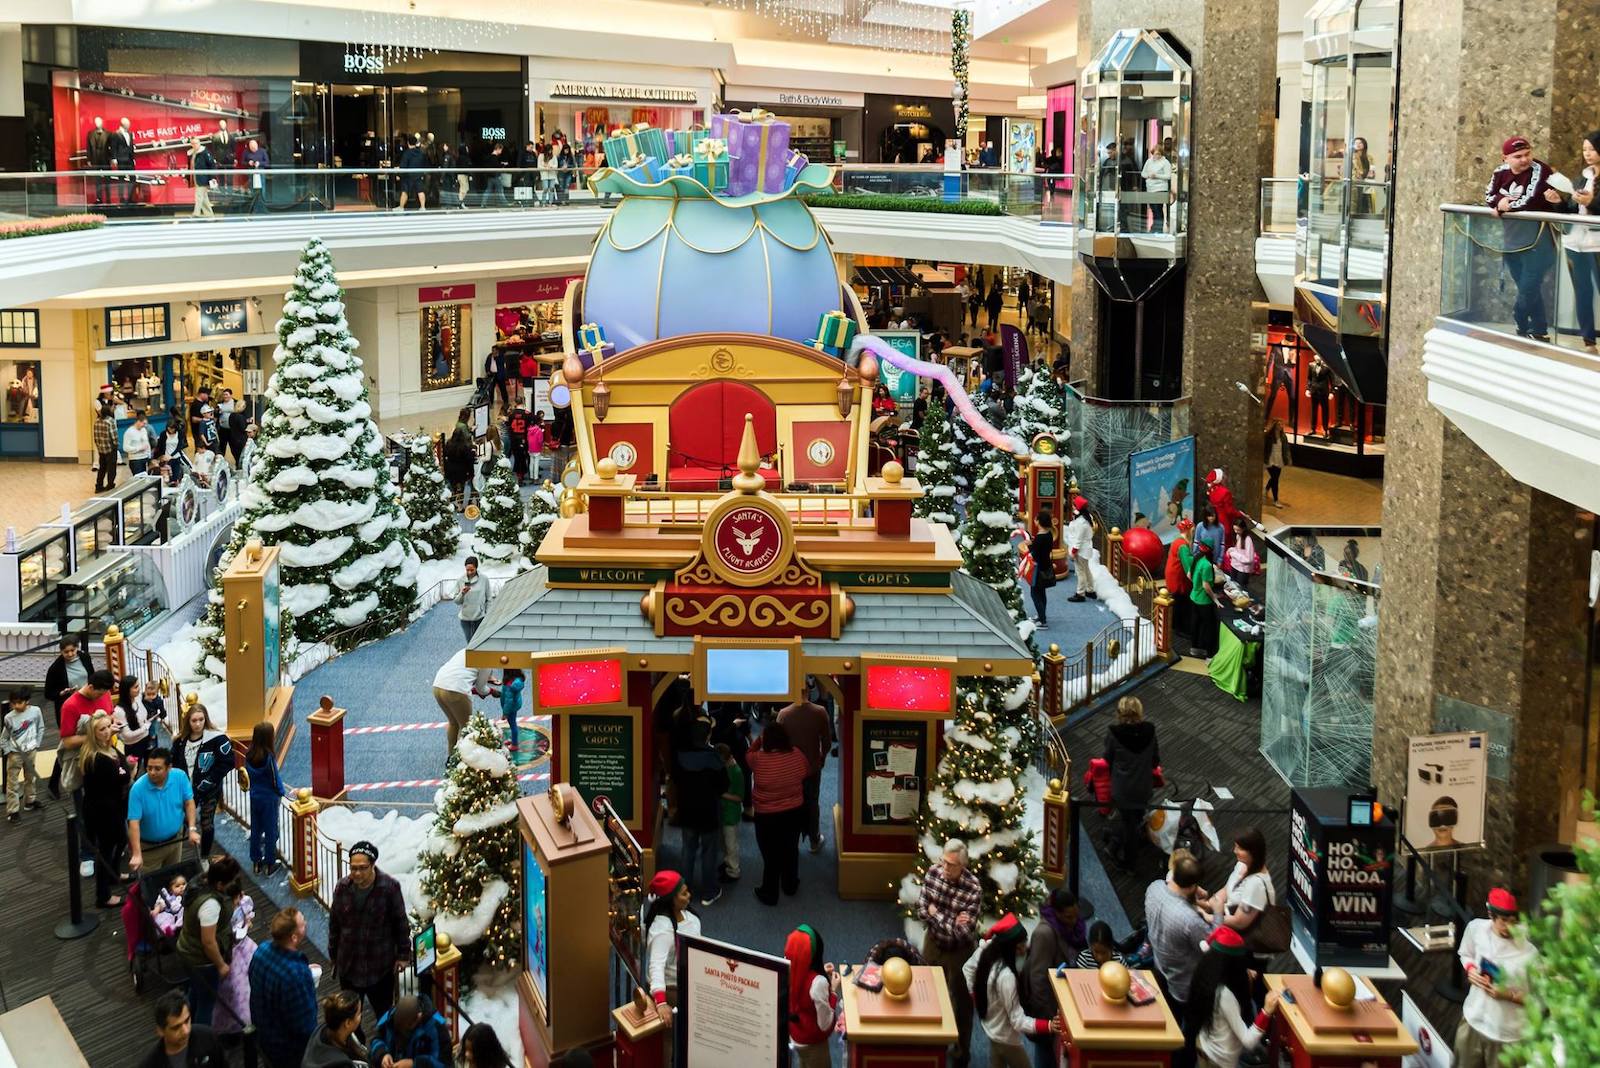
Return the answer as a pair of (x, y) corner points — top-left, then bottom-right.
(1183, 926), (1281, 1067)
(458, 1022), (514, 1068)
(112, 673), (154, 770)
(1568, 130), (1600, 352)
(744, 721), (811, 905)
(171, 699), (232, 860)
(962, 914), (1060, 1067)
(644, 870), (701, 1008)
(1209, 827), (1275, 933)
(245, 721), (293, 876)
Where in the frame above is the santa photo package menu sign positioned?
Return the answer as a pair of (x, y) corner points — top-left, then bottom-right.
(676, 934), (788, 1068)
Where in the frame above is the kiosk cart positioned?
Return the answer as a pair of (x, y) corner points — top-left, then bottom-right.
(0, 526), (71, 623)
(56, 551), (167, 641)
(841, 960), (959, 1068)
(1052, 964), (1185, 1068)
(94, 476), (164, 545)
(1265, 971), (1417, 1067)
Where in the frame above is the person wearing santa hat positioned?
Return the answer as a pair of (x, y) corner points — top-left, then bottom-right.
(783, 924), (841, 1067)
(1486, 136), (1572, 342)
(961, 914), (1062, 1067)
(644, 870), (702, 1009)
(1065, 495), (1097, 603)
(1183, 925), (1281, 1068)
(1203, 469), (1243, 539)
(1455, 887), (1536, 1068)
(1187, 541), (1221, 659)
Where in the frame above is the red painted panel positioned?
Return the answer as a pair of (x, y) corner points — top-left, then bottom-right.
(592, 422), (656, 478)
(536, 659), (623, 708)
(792, 419), (851, 483)
(865, 664), (953, 713)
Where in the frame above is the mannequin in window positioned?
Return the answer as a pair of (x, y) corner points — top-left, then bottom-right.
(110, 117), (137, 204)
(1305, 355), (1332, 436)
(1263, 342), (1295, 418)
(213, 119), (235, 168)
(85, 117), (112, 204)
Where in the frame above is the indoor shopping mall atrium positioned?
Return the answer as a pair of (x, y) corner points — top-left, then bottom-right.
(0, 0), (1596, 1065)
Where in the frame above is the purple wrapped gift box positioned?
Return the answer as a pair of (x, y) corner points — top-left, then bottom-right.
(726, 117), (791, 196)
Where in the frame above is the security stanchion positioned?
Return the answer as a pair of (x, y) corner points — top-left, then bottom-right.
(54, 813), (100, 940)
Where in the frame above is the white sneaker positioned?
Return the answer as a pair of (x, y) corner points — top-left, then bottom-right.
(809, 835), (825, 854)
(79, 860), (94, 878)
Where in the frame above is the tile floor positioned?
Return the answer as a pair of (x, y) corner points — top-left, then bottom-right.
(1260, 463), (1383, 533)
(0, 459), (98, 534)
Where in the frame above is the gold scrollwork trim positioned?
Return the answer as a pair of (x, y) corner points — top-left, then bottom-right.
(675, 556), (720, 586)
(666, 594), (830, 631)
(775, 558), (823, 588)
(687, 347), (755, 379)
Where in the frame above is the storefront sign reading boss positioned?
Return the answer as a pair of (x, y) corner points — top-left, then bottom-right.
(343, 51), (385, 74)
(550, 82), (696, 103)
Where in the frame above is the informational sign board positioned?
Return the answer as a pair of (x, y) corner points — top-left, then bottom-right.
(860, 718), (927, 826)
(1127, 436), (1196, 544)
(260, 556), (280, 691)
(1404, 732), (1487, 852)
(522, 840), (549, 1021)
(566, 713), (634, 822)
(874, 330), (922, 403)
(1401, 992), (1452, 1068)
(1289, 787), (1395, 969)
(242, 369), (265, 395)
(676, 934), (788, 1068)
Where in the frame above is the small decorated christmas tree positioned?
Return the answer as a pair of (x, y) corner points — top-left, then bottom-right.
(473, 457), (523, 566)
(518, 480), (559, 563)
(417, 712), (522, 976)
(958, 441), (1035, 654)
(401, 434), (461, 562)
(906, 680), (1044, 921)
(913, 397), (960, 528)
(1007, 364), (1069, 455)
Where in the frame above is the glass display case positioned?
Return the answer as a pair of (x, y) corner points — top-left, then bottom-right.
(0, 526), (72, 622)
(95, 475), (165, 546)
(1294, 0), (1399, 406)
(1075, 27), (1191, 302)
(56, 551), (168, 642)
(49, 499), (119, 573)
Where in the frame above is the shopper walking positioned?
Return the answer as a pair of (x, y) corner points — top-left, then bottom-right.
(1028, 506), (1056, 625)
(1487, 136), (1569, 342)
(985, 282), (1004, 333)
(328, 840), (411, 1025)
(1566, 130), (1600, 351)
(245, 722), (292, 876)
(963, 914), (1061, 1068)
(917, 840), (982, 1067)
(1263, 422), (1290, 508)
(2, 689), (42, 821)
(455, 556), (489, 641)
(1454, 888), (1536, 1068)
(784, 924), (841, 1068)
(171, 701), (232, 860)
(777, 696), (832, 853)
(123, 412), (153, 476)
(443, 423), (475, 509)
(1103, 696), (1160, 866)
(673, 719), (728, 907)
(744, 722), (810, 906)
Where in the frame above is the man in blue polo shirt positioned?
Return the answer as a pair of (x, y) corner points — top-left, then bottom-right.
(128, 747), (201, 872)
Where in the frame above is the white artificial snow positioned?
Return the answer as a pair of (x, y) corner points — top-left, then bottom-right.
(461, 975), (525, 1067)
(264, 465), (318, 493)
(435, 878), (510, 948)
(278, 534), (355, 568)
(452, 799), (520, 836)
(456, 733), (512, 778)
(988, 859), (1021, 894)
(953, 775), (1017, 807)
(321, 372), (366, 403)
(330, 592), (379, 627)
(977, 510), (1014, 530)
(282, 582), (331, 617)
(332, 540), (406, 589)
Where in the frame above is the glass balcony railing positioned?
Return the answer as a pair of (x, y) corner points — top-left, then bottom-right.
(1440, 204), (1600, 354)
(0, 165), (1075, 226)
(1260, 177), (1298, 235)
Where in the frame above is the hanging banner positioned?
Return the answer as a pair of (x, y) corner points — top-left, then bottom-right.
(999, 324), (1028, 390)
(1127, 436), (1196, 544)
(874, 330), (921, 403)
(1404, 732), (1487, 852)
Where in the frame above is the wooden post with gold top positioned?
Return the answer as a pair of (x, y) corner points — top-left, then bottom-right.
(220, 537), (294, 746)
(1152, 588), (1174, 660)
(578, 457), (636, 533)
(102, 623), (127, 680)
(431, 932), (465, 1045)
(864, 458), (922, 538)
(612, 987), (671, 1068)
(287, 788), (321, 896)
(1039, 643), (1065, 723)
(1107, 527), (1125, 585)
(841, 958), (959, 1067)
(519, 782), (613, 1065)
(1042, 777), (1069, 886)
(1264, 970), (1417, 1068)
(307, 695), (347, 803)
(1053, 962), (1184, 1067)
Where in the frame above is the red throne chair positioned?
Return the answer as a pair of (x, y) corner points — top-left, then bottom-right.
(667, 381), (780, 490)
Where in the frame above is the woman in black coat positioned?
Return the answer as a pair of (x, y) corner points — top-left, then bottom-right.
(1103, 695), (1160, 868)
(442, 423), (476, 509)
(79, 712), (132, 906)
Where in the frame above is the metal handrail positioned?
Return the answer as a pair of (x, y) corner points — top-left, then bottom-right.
(2, 165), (604, 179)
(1441, 202), (1599, 225)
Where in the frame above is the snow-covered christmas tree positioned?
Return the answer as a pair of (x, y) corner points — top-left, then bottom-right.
(417, 711), (522, 976)
(473, 458), (524, 566)
(958, 441), (1036, 655)
(401, 434), (461, 562)
(904, 679), (1045, 922)
(947, 404), (980, 515)
(1006, 364), (1069, 455)
(197, 238), (418, 662)
(913, 396), (960, 527)
(518, 480), (559, 563)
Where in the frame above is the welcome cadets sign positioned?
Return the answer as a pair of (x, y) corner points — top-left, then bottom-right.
(1289, 787), (1394, 969)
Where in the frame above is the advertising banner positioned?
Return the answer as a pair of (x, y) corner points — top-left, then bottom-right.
(1290, 787), (1394, 970)
(522, 841), (550, 1021)
(677, 934), (788, 1068)
(999, 324), (1028, 391)
(874, 330), (921, 403)
(1005, 118), (1038, 174)
(1404, 731), (1487, 852)
(1127, 436), (1196, 543)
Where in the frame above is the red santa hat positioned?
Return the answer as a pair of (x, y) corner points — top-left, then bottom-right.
(1205, 468), (1225, 486)
(1177, 518), (1194, 533)
(1486, 887), (1518, 915)
(983, 913), (1028, 947)
(1200, 925), (1247, 956)
(1073, 496), (1089, 512)
(648, 870), (685, 899)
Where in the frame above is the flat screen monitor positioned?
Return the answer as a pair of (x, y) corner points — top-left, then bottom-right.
(413, 923), (437, 976)
(704, 646), (793, 700)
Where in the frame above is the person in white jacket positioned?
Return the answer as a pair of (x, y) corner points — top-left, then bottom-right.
(1065, 495), (1097, 602)
(962, 913), (1060, 1067)
(644, 870), (702, 1009)
(2, 688), (44, 820)
(122, 412), (153, 476)
(1456, 888), (1536, 1068)
(1183, 925), (1281, 1068)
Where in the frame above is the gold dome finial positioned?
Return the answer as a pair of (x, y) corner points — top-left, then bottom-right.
(1322, 967), (1356, 1010)
(1098, 961), (1131, 1003)
(881, 957), (913, 1000)
(731, 413), (765, 493)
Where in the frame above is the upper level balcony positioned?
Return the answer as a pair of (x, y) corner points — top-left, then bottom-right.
(1423, 205), (1600, 512)
(0, 165), (1077, 306)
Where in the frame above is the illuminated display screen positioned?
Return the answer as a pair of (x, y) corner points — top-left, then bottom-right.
(536, 658), (623, 707)
(704, 647), (792, 698)
(865, 664), (953, 712)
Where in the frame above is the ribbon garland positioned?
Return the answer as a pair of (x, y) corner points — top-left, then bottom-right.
(848, 334), (1026, 456)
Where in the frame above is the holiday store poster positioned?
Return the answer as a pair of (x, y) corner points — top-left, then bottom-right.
(1127, 436), (1195, 543)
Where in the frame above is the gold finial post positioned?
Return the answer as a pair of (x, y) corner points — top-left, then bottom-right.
(731, 413), (765, 493)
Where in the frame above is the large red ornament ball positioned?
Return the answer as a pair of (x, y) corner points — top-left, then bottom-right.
(1122, 526), (1165, 574)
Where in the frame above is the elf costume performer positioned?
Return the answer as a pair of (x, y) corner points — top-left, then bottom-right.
(784, 924), (841, 1067)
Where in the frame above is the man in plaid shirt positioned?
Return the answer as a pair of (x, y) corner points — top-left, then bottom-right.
(92, 402), (117, 492)
(248, 907), (319, 1068)
(918, 839), (982, 1066)
(329, 841), (412, 1024)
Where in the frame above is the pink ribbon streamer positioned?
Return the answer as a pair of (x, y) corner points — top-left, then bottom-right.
(849, 334), (1026, 455)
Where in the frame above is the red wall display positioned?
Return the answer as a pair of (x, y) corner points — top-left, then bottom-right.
(864, 664), (954, 713)
(790, 419), (851, 483)
(496, 276), (584, 306)
(536, 658), (624, 708)
(592, 422), (655, 479)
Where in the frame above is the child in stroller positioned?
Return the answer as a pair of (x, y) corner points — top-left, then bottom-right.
(122, 854), (203, 993)
(152, 871), (186, 937)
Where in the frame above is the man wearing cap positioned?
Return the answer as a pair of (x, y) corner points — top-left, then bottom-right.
(1486, 136), (1571, 342)
(1455, 888), (1537, 1067)
(328, 840), (411, 1025)
(1065, 496), (1096, 603)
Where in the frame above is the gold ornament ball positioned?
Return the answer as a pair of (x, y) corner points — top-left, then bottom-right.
(562, 355), (585, 384)
(882, 460), (904, 484)
(597, 457), (618, 480)
(1322, 967), (1356, 1010)
(1098, 960), (1131, 1003)
(436, 931), (453, 952)
(881, 957), (914, 1000)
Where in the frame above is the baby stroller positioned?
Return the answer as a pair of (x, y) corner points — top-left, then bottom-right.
(122, 851), (203, 994)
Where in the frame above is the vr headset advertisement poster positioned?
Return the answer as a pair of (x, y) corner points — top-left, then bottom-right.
(1405, 731), (1487, 852)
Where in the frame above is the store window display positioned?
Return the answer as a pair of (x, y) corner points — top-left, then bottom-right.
(422, 305), (471, 391)
(1261, 321), (1385, 471)
(3, 363), (39, 425)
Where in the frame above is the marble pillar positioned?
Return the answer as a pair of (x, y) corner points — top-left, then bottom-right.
(1069, 0), (1276, 515)
(1373, 0), (1598, 895)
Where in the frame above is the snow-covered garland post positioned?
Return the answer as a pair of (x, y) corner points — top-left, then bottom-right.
(913, 396), (961, 527)
(416, 711), (522, 976)
(197, 238), (418, 668)
(401, 433), (463, 563)
(518, 479), (559, 563)
(473, 457), (526, 567)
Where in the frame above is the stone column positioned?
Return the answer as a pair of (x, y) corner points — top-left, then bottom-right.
(1372, 0), (1598, 896)
(1070, 0), (1276, 516)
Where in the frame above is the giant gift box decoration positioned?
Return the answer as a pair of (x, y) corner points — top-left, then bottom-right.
(727, 111), (793, 196)
(811, 310), (859, 356)
(666, 125), (707, 158)
(603, 123), (669, 169)
(692, 139), (729, 193)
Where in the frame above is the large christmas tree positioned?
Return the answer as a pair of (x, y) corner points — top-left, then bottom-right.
(473, 457), (524, 566)
(906, 679), (1045, 921)
(958, 441), (1035, 655)
(401, 434), (461, 562)
(417, 712), (522, 976)
(947, 405), (980, 516)
(912, 397), (960, 527)
(518, 480), (559, 563)
(197, 238), (418, 664)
